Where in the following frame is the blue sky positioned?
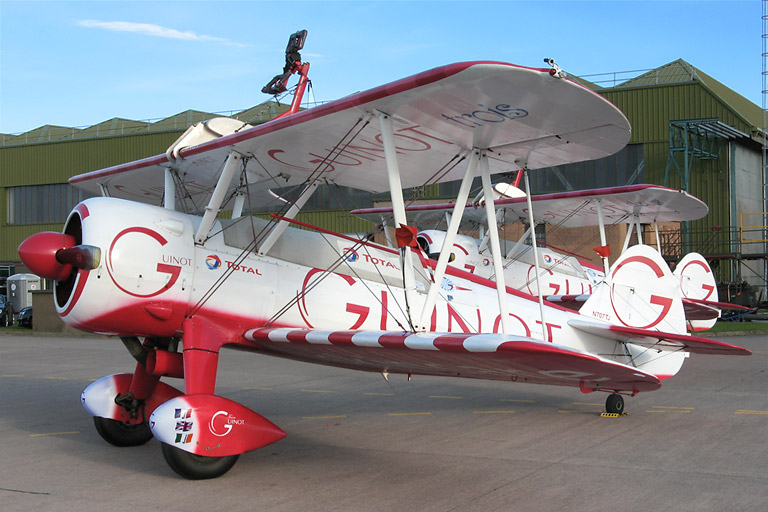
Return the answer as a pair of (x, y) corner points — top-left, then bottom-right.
(0, 0), (760, 134)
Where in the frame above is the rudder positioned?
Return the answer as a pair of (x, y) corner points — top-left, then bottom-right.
(579, 245), (686, 334)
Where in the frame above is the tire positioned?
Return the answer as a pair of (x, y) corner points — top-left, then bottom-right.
(161, 443), (240, 480)
(93, 416), (154, 447)
(605, 394), (625, 415)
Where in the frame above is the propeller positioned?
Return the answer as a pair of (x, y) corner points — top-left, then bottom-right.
(18, 232), (101, 281)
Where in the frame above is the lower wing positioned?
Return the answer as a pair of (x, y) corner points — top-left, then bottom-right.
(243, 328), (661, 394)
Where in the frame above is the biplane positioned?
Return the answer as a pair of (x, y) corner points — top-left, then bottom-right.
(18, 32), (750, 479)
(351, 182), (750, 331)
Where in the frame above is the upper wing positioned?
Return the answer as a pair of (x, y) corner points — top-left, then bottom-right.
(69, 62), (630, 208)
(351, 184), (708, 229)
(243, 327), (660, 394)
(568, 318), (751, 355)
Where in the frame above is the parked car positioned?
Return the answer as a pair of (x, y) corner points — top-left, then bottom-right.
(18, 306), (32, 328)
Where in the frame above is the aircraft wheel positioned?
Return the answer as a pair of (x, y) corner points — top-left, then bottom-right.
(605, 394), (625, 415)
(93, 416), (153, 447)
(161, 443), (239, 480)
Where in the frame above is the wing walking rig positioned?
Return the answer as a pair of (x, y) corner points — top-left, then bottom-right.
(17, 34), (750, 479)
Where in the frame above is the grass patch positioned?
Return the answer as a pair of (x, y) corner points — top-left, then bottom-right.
(705, 321), (768, 334)
(0, 325), (34, 333)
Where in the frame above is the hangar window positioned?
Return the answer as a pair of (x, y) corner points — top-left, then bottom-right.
(7, 184), (94, 225)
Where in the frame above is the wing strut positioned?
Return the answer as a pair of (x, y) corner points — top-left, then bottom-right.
(257, 181), (319, 256)
(164, 168), (175, 210)
(621, 214), (641, 254)
(523, 169), (547, 339)
(505, 224), (534, 261)
(595, 199), (610, 275)
(417, 149), (479, 331)
(480, 153), (511, 333)
(380, 215), (394, 248)
(377, 111), (417, 327)
(195, 151), (242, 244)
(231, 191), (246, 219)
(652, 222), (662, 256)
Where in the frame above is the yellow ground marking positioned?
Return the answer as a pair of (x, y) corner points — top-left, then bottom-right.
(735, 410), (768, 415)
(363, 392), (395, 396)
(43, 377), (69, 380)
(572, 402), (603, 406)
(387, 412), (432, 417)
(302, 415), (347, 420)
(499, 399), (535, 403)
(300, 389), (333, 393)
(473, 410), (516, 414)
(558, 410), (602, 414)
(246, 387), (273, 390)
(646, 410), (692, 413)
(30, 431), (80, 437)
(429, 395), (463, 399)
(601, 413), (621, 418)
(651, 405), (694, 410)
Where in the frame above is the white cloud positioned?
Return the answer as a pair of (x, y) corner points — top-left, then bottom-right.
(78, 20), (247, 47)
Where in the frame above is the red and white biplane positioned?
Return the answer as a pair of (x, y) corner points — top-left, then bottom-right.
(18, 33), (750, 479)
(351, 182), (751, 331)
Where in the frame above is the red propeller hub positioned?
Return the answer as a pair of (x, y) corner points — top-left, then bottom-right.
(18, 232), (77, 281)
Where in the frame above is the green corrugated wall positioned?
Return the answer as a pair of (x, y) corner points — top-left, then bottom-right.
(599, 82), (749, 253)
(0, 131), (183, 261)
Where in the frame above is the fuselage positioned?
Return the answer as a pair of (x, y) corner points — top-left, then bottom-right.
(53, 197), (683, 381)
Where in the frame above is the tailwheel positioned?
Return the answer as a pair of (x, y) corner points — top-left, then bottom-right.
(605, 393), (625, 415)
(161, 443), (240, 480)
(93, 416), (153, 447)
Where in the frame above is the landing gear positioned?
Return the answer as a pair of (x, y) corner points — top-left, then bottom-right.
(93, 416), (153, 447)
(605, 393), (625, 415)
(161, 443), (240, 480)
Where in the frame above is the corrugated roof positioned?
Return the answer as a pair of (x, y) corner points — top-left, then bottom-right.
(616, 58), (762, 133)
(78, 117), (149, 138)
(0, 102), (283, 146)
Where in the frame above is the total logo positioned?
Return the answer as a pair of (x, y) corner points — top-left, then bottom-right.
(543, 254), (553, 264)
(206, 254), (222, 270)
(343, 248), (359, 262)
(209, 410), (245, 437)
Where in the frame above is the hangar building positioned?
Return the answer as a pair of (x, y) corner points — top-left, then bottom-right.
(1, 59), (765, 303)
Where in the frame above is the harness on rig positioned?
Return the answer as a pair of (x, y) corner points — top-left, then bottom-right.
(262, 29), (308, 96)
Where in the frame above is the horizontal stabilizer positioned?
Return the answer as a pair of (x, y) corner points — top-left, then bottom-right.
(545, 294), (590, 311)
(568, 318), (751, 355)
(244, 327), (661, 394)
(682, 298), (756, 320)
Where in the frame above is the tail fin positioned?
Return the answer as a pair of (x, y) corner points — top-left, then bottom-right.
(579, 245), (686, 334)
(673, 252), (719, 331)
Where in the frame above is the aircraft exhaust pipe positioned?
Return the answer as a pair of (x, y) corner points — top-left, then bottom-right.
(56, 244), (101, 271)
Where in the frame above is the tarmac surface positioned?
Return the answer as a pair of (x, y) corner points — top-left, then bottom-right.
(1, 332), (766, 512)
